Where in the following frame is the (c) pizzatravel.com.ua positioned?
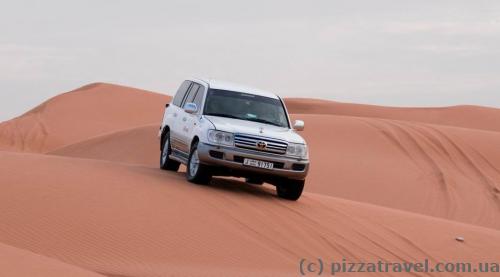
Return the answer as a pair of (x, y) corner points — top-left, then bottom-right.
(299, 258), (500, 275)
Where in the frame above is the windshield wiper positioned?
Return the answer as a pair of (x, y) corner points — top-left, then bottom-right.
(205, 113), (285, 127)
(246, 118), (283, 127)
(205, 113), (242, 120)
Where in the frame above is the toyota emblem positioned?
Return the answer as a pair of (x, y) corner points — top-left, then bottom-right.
(256, 141), (267, 149)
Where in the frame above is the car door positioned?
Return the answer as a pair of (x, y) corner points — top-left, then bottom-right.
(177, 82), (201, 154)
(169, 80), (191, 153)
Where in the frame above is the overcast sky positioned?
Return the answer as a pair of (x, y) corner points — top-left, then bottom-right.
(1, 0), (500, 121)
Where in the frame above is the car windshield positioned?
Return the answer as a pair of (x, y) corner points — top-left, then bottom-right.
(203, 89), (290, 128)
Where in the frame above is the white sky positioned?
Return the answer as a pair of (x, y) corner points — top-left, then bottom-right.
(1, 0), (500, 121)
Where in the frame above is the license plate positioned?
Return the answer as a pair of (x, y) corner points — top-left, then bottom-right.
(243, 158), (274, 169)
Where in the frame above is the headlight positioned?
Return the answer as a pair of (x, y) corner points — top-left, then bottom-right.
(207, 130), (234, 146)
(286, 143), (308, 158)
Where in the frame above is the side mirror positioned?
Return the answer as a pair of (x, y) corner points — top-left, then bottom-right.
(184, 102), (198, 114)
(293, 120), (304, 131)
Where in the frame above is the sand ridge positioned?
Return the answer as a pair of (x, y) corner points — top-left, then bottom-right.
(0, 83), (170, 153)
(0, 241), (105, 277)
(285, 98), (500, 132)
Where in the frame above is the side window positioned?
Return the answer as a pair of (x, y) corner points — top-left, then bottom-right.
(183, 83), (200, 107)
(172, 81), (191, 107)
(193, 86), (205, 108)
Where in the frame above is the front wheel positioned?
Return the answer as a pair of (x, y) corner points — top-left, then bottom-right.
(276, 179), (305, 201)
(186, 141), (212, 184)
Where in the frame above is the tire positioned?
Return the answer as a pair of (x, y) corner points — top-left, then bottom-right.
(186, 141), (212, 184)
(276, 179), (305, 201)
(160, 132), (180, 171)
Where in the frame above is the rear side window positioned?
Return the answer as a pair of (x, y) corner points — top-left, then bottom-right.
(172, 81), (191, 107)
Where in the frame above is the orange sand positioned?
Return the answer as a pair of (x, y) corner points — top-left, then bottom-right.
(1, 83), (499, 276)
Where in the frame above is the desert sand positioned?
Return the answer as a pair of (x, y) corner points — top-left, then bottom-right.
(0, 83), (169, 153)
(1, 83), (500, 276)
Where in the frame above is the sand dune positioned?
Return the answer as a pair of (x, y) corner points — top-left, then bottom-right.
(0, 242), (104, 277)
(3, 83), (500, 155)
(1, 151), (500, 277)
(286, 98), (500, 132)
(48, 111), (500, 229)
(297, 114), (500, 229)
(49, 124), (160, 167)
(2, 83), (500, 276)
(0, 83), (169, 153)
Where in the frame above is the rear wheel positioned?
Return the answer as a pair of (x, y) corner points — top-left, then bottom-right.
(276, 179), (304, 201)
(160, 132), (180, 171)
(186, 141), (212, 184)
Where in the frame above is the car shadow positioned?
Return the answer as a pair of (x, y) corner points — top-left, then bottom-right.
(149, 166), (280, 200)
(206, 177), (278, 199)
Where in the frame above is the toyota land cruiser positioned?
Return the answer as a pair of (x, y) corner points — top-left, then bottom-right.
(158, 78), (309, 200)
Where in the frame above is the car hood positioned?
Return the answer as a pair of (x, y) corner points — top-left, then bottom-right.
(204, 115), (306, 144)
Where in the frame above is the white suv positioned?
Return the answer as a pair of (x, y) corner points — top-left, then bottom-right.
(159, 78), (309, 200)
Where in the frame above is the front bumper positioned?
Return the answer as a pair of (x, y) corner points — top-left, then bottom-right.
(197, 142), (309, 180)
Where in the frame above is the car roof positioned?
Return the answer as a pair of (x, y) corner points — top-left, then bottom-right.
(190, 78), (280, 100)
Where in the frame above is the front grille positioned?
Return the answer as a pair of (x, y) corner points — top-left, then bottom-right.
(234, 134), (288, 154)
